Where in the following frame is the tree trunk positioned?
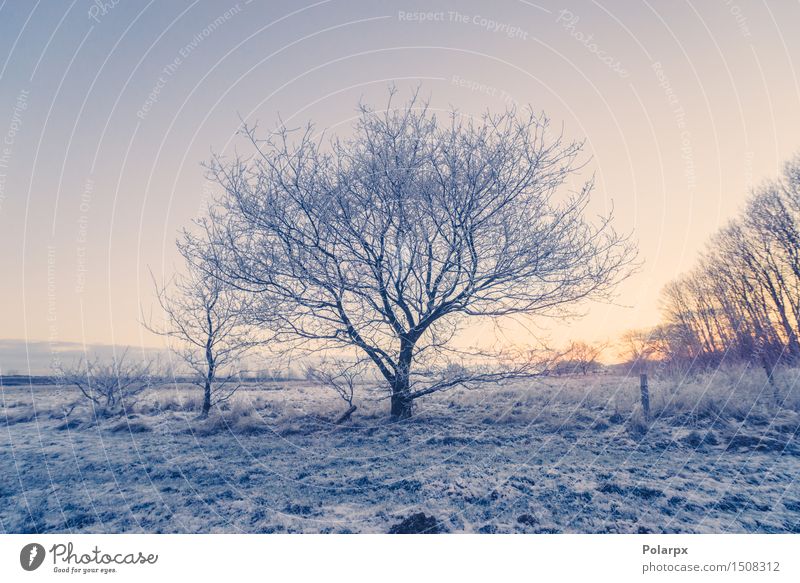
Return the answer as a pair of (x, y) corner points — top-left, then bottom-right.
(390, 344), (414, 420)
(390, 392), (413, 419)
(760, 353), (780, 405)
(202, 380), (212, 418)
(334, 404), (357, 424)
(202, 340), (214, 418)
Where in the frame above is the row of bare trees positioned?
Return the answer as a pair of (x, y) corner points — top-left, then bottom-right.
(641, 155), (800, 377)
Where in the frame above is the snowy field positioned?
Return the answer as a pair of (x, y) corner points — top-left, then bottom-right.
(2, 369), (800, 534)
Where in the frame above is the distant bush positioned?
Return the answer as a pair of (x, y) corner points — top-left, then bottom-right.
(53, 350), (158, 417)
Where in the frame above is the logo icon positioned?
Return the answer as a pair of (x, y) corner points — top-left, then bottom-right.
(20, 543), (46, 571)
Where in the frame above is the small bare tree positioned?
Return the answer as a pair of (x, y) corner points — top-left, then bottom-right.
(195, 89), (636, 418)
(146, 251), (259, 417)
(565, 340), (606, 375)
(304, 358), (366, 424)
(619, 329), (658, 373)
(53, 349), (155, 417)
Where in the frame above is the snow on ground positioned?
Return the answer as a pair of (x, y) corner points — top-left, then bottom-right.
(2, 372), (799, 533)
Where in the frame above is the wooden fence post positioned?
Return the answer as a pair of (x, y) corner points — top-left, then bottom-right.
(640, 373), (650, 422)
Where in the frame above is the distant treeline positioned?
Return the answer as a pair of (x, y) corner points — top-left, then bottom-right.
(0, 373), (305, 387)
(0, 375), (57, 386)
(637, 154), (800, 374)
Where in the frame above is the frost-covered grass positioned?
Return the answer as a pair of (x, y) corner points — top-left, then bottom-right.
(1, 368), (799, 533)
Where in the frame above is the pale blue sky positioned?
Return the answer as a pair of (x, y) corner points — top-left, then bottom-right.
(1, 0), (799, 373)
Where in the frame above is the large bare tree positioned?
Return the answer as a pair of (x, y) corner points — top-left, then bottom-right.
(194, 91), (636, 418)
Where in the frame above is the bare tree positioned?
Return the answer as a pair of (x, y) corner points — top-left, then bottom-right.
(53, 349), (156, 417)
(564, 340), (607, 375)
(618, 329), (659, 373)
(194, 90), (636, 418)
(304, 357), (366, 424)
(146, 251), (259, 418)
